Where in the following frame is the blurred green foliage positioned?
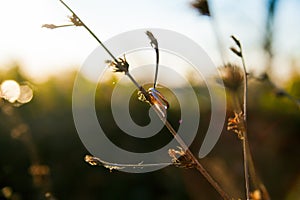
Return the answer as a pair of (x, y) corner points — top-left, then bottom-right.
(0, 65), (300, 200)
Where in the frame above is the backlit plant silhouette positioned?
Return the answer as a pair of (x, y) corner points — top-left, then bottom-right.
(43, 0), (231, 199)
(42, 0), (300, 200)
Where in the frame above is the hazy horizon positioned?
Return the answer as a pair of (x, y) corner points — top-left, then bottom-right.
(0, 0), (299, 83)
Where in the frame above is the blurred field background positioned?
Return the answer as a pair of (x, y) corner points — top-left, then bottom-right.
(1, 0), (300, 200)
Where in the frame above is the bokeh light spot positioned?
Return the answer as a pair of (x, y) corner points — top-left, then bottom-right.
(0, 80), (20, 103)
(18, 85), (33, 104)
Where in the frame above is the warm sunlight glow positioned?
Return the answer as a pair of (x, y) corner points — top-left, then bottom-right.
(0, 80), (20, 103)
(0, 80), (33, 104)
(0, 0), (299, 81)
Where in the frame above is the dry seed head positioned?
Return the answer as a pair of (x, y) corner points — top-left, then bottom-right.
(105, 55), (129, 73)
(191, 0), (210, 16)
(168, 147), (196, 168)
(84, 155), (101, 166)
(218, 63), (244, 91)
(137, 91), (149, 103)
(42, 14), (83, 29)
(227, 112), (245, 140)
(68, 14), (83, 26)
(145, 31), (158, 48)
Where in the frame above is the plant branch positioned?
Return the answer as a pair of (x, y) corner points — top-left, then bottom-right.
(58, 0), (118, 63)
(53, 1), (231, 199)
(231, 35), (250, 200)
(146, 31), (159, 88)
(145, 30), (229, 198)
(240, 40), (251, 200)
(159, 115), (231, 200)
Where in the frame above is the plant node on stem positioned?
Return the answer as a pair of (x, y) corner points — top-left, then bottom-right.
(230, 35), (270, 200)
(45, 1), (232, 199)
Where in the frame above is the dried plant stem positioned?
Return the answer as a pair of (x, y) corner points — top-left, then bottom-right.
(230, 35), (250, 199)
(123, 75), (231, 199)
(240, 50), (247, 124)
(242, 124), (250, 200)
(162, 119), (231, 200)
(229, 86), (270, 200)
(133, 75), (230, 199)
(58, 0), (118, 63)
(126, 72), (141, 89)
(240, 47), (251, 200)
(230, 35), (270, 199)
(122, 74), (231, 199)
(57, 1), (230, 198)
(240, 43), (270, 200)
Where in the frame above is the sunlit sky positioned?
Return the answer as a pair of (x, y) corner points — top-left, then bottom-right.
(0, 0), (299, 82)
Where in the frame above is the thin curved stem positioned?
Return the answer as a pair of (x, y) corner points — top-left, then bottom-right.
(57, 1), (231, 198)
(240, 43), (250, 200)
(153, 47), (159, 88)
(162, 119), (231, 200)
(58, 0), (118, 63)
(241, 53), (270, 200)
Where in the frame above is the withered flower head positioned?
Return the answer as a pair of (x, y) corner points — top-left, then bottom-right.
(191, 0), (210, 16)
(105, 55), (129, 73)
(68, 13), (83, 26)
(168, 147), (196, 169)
(145, 31), (158, 49)
(218, 63), (244, 91)
(84, 155), (101, 166)
(42, 14), (83, 29)
(227, 112), (245, 140)
(84, 155), (124, 172)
